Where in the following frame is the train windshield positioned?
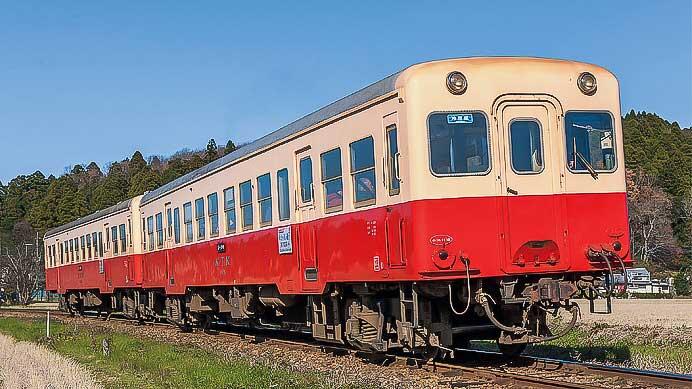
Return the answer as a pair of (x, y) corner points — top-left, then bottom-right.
(565, 112), (616, 173)
(428, 112), (490, 175)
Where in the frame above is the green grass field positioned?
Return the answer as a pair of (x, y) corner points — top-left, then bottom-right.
(472, 323), (692, 374)
(0, 317), (326, 389)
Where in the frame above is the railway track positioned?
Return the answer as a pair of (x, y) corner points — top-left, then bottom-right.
(2, 307), (691, 388)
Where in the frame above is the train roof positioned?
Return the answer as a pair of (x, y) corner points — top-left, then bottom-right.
(45, 57), (607, 236)
(140, 69), (403, 206)
(139, 56), (609, 207)
(44, 198), (132, 238)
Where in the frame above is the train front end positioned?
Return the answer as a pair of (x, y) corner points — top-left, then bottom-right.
(400, 57), (631, 353)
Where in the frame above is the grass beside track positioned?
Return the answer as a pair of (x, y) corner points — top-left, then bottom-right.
(532, 324), (692, 374)
(0, 317), (325, 389)
(473, 323), (692, 374)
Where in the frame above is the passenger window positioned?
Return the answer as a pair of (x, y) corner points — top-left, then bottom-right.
(155, 213), (164, 248)
(92, 232), (98, 258)
(428, 112), (490, 175)
(80, 236), (85, 260)
(111, 227), (118, 255)
(69, 239), (73, 262)
(86, 235), (92, 259)
(257, 173), (272, 227)
(321, 148), (343, 212)
(240, 180), (253, 231)
(183, 202), (193, 243)
(141, 218), (146, 249)
(147, 216), (154, 251)
(195, 197), (206, 240)
(98, 232), (104, 257)
(119, 224), (127, 253)
(166, 208), (173, 240)
(299, 157), (313, 203)
(224, 187), (236, 234)
(386, 125), (400, 195)
(277, 168), (290, 221)
(60, 243), (64, 264)
(350, 137), (376, 206)
(173, 207), (181, 244)
(509, 120), (543, 173)
(565, 111), (616, 172)
(208, 192), (219, 236)
(105, 225), (110, 250)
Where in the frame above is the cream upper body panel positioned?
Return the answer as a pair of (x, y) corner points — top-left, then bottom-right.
(396, 57), (624, 200)
(139, 96), (405, 251)
(44, 196), (143, 268)
(48, 57), (624, 257)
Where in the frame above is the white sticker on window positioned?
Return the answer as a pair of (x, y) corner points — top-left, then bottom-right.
(278, 226), (293, 254)
(447, 113), (473, 124)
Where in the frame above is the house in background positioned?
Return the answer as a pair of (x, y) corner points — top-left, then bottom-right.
(612, 267), (674, 295)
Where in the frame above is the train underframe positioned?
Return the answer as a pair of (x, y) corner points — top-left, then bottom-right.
(61, 273), (604, 357)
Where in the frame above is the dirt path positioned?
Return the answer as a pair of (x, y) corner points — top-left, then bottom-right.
(0, 333), (102, 389)
(574, 299), (692, 328)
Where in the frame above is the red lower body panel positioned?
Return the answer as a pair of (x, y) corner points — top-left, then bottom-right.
(46, 193), (631, 295)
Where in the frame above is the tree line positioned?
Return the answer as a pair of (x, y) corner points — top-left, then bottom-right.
(0, 138), (236, 235)
(0, 138), (236, 303)
(0, 112), (691, 296)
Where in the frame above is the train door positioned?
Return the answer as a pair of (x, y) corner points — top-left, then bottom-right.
(495, 97), (569, 274)
(164, 203), (172, 286)
(383, 112), (406, 268)
(294, 147), (319, 289)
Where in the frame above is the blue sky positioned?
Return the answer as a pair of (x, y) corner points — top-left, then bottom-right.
(0, 1), (690, 183)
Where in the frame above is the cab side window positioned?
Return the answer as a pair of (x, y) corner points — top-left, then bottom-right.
(240, 180), (253, 231)
(119, 224), (127, 253)
(208, 193), (219, 237)
(224, 187), (236, 234)
(350, 137), (376, 206)
(386, 125), (400, 195)
(195, 197), (206, 240)
(299, 157), (313, 203)
(321, 148), (343, 213)
(147, 216), (154, 251)
(257, 173), (272, 227)
(277, 168), (291, 221)
(173, 207), (181, 244)
(183, 202), (193, 243)
(111, 226), (119, 255)
(156, 213), (164, 248)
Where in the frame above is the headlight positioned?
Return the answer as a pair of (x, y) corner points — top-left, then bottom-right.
(577, 72), (597, 95)
(446, 71), (467, 95)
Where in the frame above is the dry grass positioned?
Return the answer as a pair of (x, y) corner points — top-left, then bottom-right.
(0, 333), (102, 389)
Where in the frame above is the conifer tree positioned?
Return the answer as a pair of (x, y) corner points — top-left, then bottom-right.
(206, 139), (218, 163)
(224, 139), (237, 155)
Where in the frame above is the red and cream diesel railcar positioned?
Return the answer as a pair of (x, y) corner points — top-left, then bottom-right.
(45, 57), (631, 356)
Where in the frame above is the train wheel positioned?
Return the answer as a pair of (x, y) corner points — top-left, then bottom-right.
(496, 341), (526, 358)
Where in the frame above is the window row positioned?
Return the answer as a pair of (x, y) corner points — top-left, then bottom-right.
(47, 222), (130, 267)
(428, 111), (616, 176)
(142, 170), (292, 250)
(298, 129), (400, 213)
(141, 129), (401, 251)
